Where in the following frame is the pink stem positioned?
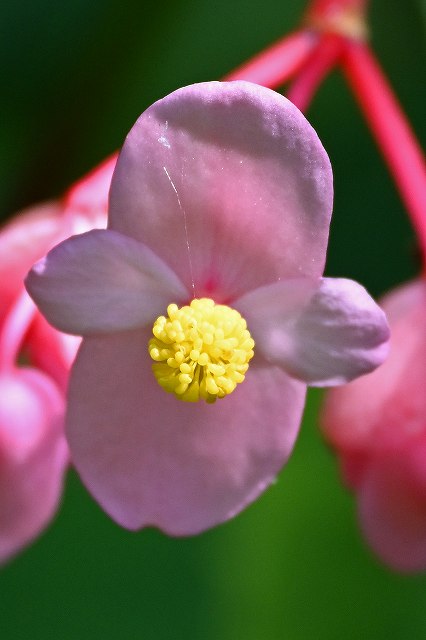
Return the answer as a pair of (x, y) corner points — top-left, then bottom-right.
(342, 41), (426, 262)
(0, 291), (36, 371)
(286, 33), (345, 112)
(223, 30), (318, 89)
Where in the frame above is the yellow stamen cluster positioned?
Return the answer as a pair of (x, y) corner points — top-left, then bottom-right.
(148, 298), (255, 403)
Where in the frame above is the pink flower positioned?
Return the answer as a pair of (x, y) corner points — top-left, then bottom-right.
(0, 157), (114, 562)
(322, 279), (426, 572)
(26, 81), (389, 535)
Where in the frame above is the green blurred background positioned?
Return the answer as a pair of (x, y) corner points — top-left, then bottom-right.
(0, 0), (425, 638)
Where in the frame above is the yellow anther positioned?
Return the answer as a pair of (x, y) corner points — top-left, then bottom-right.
(148, 298), (255, 403)
(198, 353), (209, 367)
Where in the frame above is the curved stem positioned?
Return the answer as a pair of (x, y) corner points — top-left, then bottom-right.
(0, 290), (36, 371)
(286, 33), (345, 112)
(224, 30), (318, 89)
(342, 41), (426, 264)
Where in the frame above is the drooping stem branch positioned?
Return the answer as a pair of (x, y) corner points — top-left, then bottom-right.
(286, 33), (345, 112)
(224, 30), (317, 89)
(342, 41), (426, 262)
(0, 291), (36, 371)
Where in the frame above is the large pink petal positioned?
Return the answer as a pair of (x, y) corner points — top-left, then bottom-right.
(0, 369), (68, 563)
(109, 81), (333, 301)
(322, 279), (426, 451)
(66, 331), (306, 535)
(236, 277), (389, 386)
(26, 229), (189, 335)
(358, 442), (426, 573)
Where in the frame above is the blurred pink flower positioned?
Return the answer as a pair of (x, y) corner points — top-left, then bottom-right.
(0, 156), (115, 562)
(0, 289), (67, 563)
(27, 81), (389, 535)
(322, 279), (426, 572)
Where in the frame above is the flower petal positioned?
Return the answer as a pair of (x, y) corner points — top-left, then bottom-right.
(0, 202), (62, 321)
(358, 444), (426, 573)
(66, 330), (306, 535)
(109, 81), (333, 301)
(63, 154), (116, 232)
(26, 315), (81, 392)
(236, 277), (390, 386)
(322, 279), (426, 451)
(0, 369), (67, 563)
(25, 229), (189, 335)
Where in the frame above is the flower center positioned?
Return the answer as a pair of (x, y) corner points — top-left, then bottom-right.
(148, 298), (255, 403)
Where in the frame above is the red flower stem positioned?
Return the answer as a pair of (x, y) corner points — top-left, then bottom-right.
(224, 30), (318, 88)
(286, 33), (345, 112)
(0, 290), (36, 371)
(342, 41), (426, 261)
